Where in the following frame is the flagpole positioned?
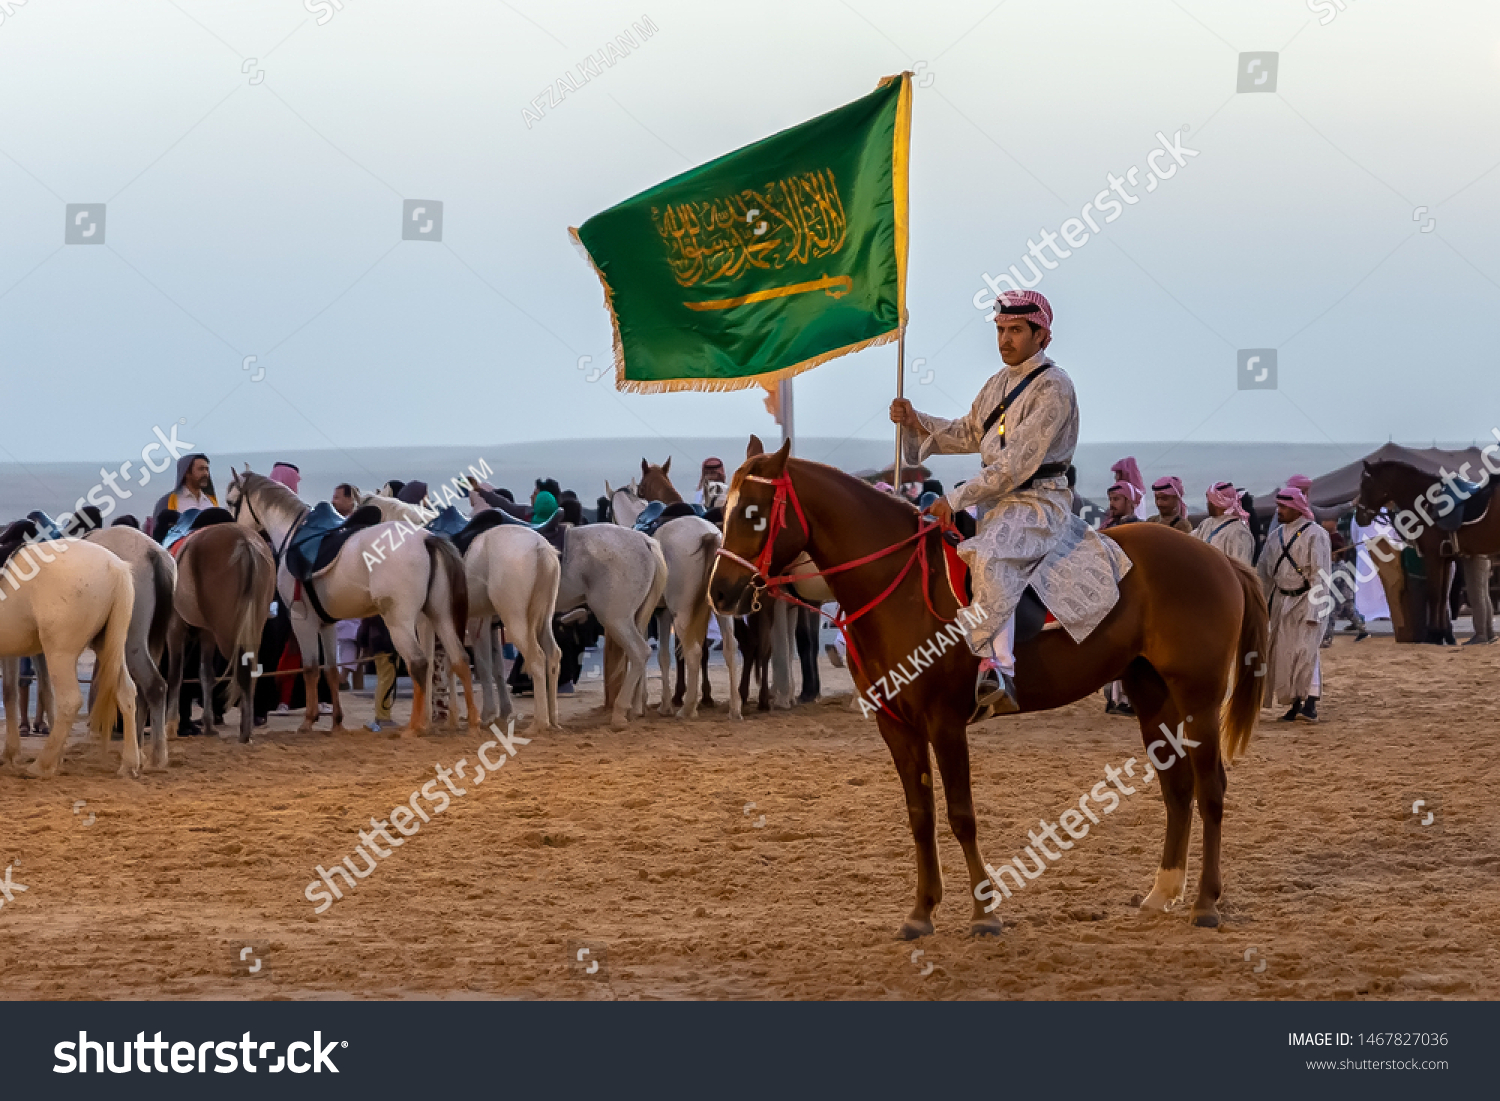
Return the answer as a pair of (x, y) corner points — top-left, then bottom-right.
(893, 312), (907, 489)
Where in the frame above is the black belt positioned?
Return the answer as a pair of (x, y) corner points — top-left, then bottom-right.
(1017, 461), (1070, 491)
(1275, 582), (1310, 597)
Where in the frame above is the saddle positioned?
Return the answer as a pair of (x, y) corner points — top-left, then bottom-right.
(1435, 477), (1494, 534)
(286, 502), (385, 581)
(942, 529), (1056, 646)
(24, 510), (65, 541)
(0, 518), (42, 574)
(429, 505), (569, 556)
(160, 506), (236, 556)
(634, 500), (702, 537)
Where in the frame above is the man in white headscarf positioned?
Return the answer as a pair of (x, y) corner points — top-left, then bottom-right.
(890, 290), (1131, 715)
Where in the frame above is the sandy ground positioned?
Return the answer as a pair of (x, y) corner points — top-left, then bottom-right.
(0, 633), (1496, 1001)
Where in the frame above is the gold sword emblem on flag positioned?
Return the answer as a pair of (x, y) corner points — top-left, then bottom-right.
(683, 274), (853, 311)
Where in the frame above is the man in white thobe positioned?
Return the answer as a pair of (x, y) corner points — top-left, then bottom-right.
(890, 290), (1131, 714)
(1193, 481), (1254, 565)
(1259, 486), (1331, 723)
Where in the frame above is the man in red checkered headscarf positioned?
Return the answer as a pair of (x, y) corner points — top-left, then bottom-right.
(889, 290), (1131, 718)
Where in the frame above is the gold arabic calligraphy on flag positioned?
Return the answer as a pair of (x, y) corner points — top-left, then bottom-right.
(651, 169), (849, 309)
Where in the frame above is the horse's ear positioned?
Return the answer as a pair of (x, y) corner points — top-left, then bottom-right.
(662, 456), (671, 475)
(765, 438), (792, 474)
(747, 434), (764, 458)
(604, 480), (614, 497)
(641, 458), (651, 477)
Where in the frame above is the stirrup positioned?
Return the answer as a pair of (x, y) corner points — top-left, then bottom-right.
(972, 663), (1019, 721)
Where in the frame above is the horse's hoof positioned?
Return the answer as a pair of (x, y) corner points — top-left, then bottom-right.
(897, 919), (934, 941)
(117, 764), (140, 780)
(970, 917), (1004, 937)
(23, 760), (52, 779)
(1190, 911), (1221, 928)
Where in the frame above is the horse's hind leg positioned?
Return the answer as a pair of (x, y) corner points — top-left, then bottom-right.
(1181, 693), (1229, 928)
(198, 638), (218, 737)
(655, 610), (674, 716)
(1124, 660), (1192, 914)
(877, 712), (941, 939)
(433, 616), (479, 732)
(319, 623), (346, 734)
(929, 719), (1003, 936)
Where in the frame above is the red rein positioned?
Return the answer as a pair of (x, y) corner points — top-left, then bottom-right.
(715, 472), (957, 717)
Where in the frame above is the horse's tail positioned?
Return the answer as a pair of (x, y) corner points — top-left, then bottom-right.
(226, 533), (272, 710)
(146, 547), (175, 659)
(1222, 557), (1268, 764)
(88, 559), (136, 741)
(694, 529), (721, 608)
(639, 537), (669, 634)
(529, 538), (561, 635)
(425, 535), (469, 639)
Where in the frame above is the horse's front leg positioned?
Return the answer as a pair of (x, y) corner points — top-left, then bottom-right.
(929, 717), (1003, 936)
(1, 657), (19, 765)
(320, 623), (346, 734)
(876, 711), (941, 939)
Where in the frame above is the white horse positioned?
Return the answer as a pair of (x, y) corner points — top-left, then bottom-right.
(358, 494), (563, 735)
(225, 470), (477, 736)
(606, 484), (741, 720)
(0, 536), (138, 777)
(83, 526), (176, 769)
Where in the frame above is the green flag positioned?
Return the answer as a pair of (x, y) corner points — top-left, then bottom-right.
(571, 73), (911, 393)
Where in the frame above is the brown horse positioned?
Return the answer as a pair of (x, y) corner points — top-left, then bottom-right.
(1354, 459), (1500, 644)
(639, 458), (681, 504)
(709, 438), (1267, 934)
(166, 524), (278, 744)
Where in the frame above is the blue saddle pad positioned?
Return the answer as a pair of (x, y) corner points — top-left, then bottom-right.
(25, 510), (64, 541)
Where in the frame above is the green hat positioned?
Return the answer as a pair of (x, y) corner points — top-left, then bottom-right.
(532, 491), (558, 524)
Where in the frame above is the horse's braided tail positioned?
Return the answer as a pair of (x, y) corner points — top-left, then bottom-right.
(1222, 557), (1268, 764)
(88, 559), (136, 741)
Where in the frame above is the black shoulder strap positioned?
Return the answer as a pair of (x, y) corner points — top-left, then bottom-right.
(1273, 525), (1305, 578)
(982, 364), (1052, 437)
(1210, 518), (1238, 540)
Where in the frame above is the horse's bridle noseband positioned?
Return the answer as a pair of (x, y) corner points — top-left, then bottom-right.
(714, 473), (808, 608)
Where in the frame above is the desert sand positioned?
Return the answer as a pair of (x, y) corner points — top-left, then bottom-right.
(1, 633), (1496, 1000)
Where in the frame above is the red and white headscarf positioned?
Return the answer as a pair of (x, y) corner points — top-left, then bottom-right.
(1111, 457), (1146, 495)
(1276, 485), (1315, 522)
(1286, 474), (1312, 493)
(1108, 480), (1143, 507)
(270, 461), (301, 494)
(1206, 481), (1249, 522)
(1151, 475), (1184, 502)
(994, 289), (1053, 334)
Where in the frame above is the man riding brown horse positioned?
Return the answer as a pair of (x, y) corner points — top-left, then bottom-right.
(714, 290), (1268, 936)
(890, 290), (1131, 716)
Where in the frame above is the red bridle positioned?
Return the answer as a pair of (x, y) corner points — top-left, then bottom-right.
(715, 470), (958, 717)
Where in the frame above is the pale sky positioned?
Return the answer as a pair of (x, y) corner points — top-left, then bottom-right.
(1, 0), (1497, 463)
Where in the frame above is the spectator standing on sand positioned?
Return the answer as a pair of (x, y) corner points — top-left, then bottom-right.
(1260, 486), (1331, 724)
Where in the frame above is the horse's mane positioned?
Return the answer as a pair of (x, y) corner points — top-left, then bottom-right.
(238, 470), (305, 517)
